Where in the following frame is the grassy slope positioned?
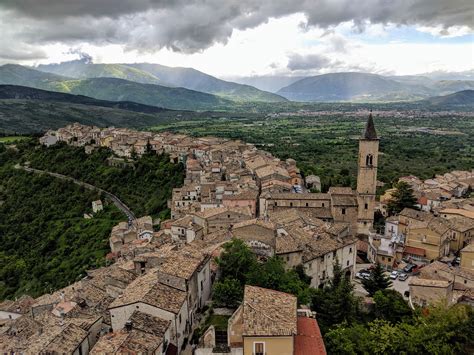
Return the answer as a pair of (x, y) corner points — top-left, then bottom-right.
(38, 62), (163, 85)
(38, 62), (288, 102)
(0, 64), (233, 110)
(51, 77), (232, 110)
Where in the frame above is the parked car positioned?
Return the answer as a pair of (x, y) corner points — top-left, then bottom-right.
(356, 270), (371, 280)
(398, 273), (409, 281)
(389, 271), (399, 280)
(403, 264), (416, 273)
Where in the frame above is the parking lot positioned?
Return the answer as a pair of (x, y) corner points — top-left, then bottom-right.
(353, 264), (412, 298)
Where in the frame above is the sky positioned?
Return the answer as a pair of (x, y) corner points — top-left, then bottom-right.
(0, 0), (473, 78)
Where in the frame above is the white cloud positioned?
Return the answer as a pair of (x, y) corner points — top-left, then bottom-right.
(416, 25), (473, 38)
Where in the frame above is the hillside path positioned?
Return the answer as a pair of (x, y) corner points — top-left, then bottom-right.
(15, 164), (136, 221)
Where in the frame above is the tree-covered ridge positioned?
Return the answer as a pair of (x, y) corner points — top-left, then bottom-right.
(0, 145), (123, 299)
(0, 140), (184, 300)
(23, 142), (185, 218)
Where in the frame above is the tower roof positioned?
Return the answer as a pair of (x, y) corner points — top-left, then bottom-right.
(362, 111), (377, 140)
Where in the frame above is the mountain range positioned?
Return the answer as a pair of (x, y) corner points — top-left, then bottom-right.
(276, 72), (474, 102)
(0, 64), (234, 110)
(0, 61), (473, 109)
(36, 60), (286, 103)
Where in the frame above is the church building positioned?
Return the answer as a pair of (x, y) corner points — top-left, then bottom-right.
(261, 112), (379, 236)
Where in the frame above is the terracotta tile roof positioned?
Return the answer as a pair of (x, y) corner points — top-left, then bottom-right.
(269, 209), (325, 228)
(243, 285), (297, 337)
(399, 208), (433, 221)
(448, 217), (474, 232)
(255, 165), (290, 179)
(194, 206), (252, 219)
(233, 218), (276, 230)
(330, 194), (357, 206)
(421, 217), (450, 235)
(0, 295), (35, 314)
(440, 208), (474, 219)
(158, 247), (209, 280)
(409, 278), (452, 287)
(222, 189), (258, 200)
(295, 317), (327, 355)
(129, 310), (170, 337)
(29, 323), (89, 354)
(108, 270), (186, 314)
(404, 246), (426, 257)
(268, 193), (330, 200)
(461, 243), (474, 252)
(276, 232), (303, 254)
(91, 329), (162, 354)
(328, 187), (354, 195)
(170, 215), (195, 228)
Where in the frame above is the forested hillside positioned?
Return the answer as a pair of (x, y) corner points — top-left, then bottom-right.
(0, 140), (184, 300)
(25, 142), (184, 217)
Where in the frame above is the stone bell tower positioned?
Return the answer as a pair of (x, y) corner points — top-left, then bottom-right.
(357, 112), (379, 235)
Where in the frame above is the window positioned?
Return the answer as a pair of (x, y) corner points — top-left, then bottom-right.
(254, 342), (265, 355)
(333, 251), (337, 258)
(179, 314), (182, 324)
(322, 203), (325, 207)
(342, 208), (346, 215)
(347, 260), (349, 266)
(290, 202), (293, 207)
(349, 247), (352, 253)
(382, 256), (385, 261)
(306, 203), (309, 207)
(366, 154), (373, 166)
(365, 203), (368, 210)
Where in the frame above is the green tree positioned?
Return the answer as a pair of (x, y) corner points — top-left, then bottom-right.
(362, 263), (392, 296)
(311, 260), (359, 332)
(373, 289), (412, 323)
(325, 304), (474, 355)
(212, 278), (243, 308)
(387, 181), (417, 216)
(215, 239), (257, 285)
(246, 256), (312, 304)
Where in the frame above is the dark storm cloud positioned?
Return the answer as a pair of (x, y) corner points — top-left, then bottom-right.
(0, 0), (472, 57)
(287, 54), (333, 71)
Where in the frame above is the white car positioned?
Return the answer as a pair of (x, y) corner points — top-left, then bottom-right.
(389, 271), (399, 280)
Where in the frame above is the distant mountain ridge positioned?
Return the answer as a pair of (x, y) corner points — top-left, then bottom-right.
(424, 90), (474, 106)
(0, 85), (170, 113)
(36, 61), (287, 103)
(0, 64), (233, 110)
(276, 72), (474, 102)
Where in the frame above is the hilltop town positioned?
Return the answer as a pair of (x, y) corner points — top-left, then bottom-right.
(1, 116), (473, 354)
